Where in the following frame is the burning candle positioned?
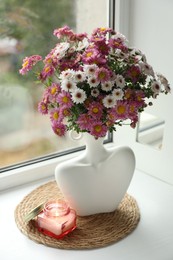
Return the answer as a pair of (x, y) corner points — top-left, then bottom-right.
(36, 200), (77, 239)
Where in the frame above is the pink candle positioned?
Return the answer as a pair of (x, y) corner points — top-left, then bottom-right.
(36, 200), (76, 239)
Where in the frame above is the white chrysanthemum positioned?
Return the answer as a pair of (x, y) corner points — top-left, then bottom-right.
(114, 49), (129, 59)
(112, 88), (124, 100)
(54, 42), (70, 59)
(61, 79), (77, 92)
(87, 76), (99, 88)
(91, 88), (100, 97)
(109, 72), (117, 82)
(76, 38), (89, 51)
(83, 64), (98, 77)
(101, 81), (113, 92)
(102, 95), (116, 108)
(151, 81), (161, 94)
(74, 71), (86, 83)
(157, 73), (171, 93)
(112, 32), (127, 42)
(71, 88), (87, 104)
(139, 62), (155, 77)
(130, 48), (147, 63)
(115, 75), (125, 88)
(59, 69), (75, 81)
(68, 46), (76, 54)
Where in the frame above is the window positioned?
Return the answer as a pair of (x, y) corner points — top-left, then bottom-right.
(0, 0), (113, 189)
(0, 0), (112, 171)
(114, 0), (173, 185)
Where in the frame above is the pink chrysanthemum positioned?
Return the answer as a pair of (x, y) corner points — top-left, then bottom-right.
(82, 48), (106, 65)
(57, 91), (73, 108)
(126, 65), (141, 83)
(82, 48), (99, 63)
(124, 88), (134, 100)
(53, 26), (74, 40)
(48, 83), (61, 96)
(44, 51), (57, 66)
(39, 65), (55, 81)
(88, 101), (103, 119)
(92, 27), (113, 36)
(107, 108), (117, 123)
(89, 121), (108, 139)
(77, 114), (94, 131)
(60, 107), (71, 117)
(108, 38), (127, 52)
(19, 55), (42, 75)
(127, 101), (138, 120)
(38, 101), (48, 114)
(134, 90), (145, 106)
(114, 100), (128, 119)
(50, 108), (63, 123)
(91, 36), (110, 55)
(96, 67), (110, 83)
(51, 122), (66, 137)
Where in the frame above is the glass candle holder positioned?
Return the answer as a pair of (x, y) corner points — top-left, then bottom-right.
(36, 200), (77, 239)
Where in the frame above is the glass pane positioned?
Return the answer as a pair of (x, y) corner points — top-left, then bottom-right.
(136, 112), (165, 150)
(0, 0), (109, 169)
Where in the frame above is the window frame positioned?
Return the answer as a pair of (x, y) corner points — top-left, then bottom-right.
(0, 0), (118, 191)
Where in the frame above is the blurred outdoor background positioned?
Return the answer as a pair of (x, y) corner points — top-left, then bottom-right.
(0, 0), (108, 169)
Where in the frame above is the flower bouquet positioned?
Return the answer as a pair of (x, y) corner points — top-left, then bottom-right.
(20, 26), (170, 139)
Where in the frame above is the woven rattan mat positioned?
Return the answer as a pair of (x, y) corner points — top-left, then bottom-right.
(14, 181), (140, 249)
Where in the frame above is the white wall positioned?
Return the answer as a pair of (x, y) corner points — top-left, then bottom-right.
(128, 0), (173, 85)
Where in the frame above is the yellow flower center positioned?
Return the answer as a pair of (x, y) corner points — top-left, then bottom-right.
(86, 51), (93, 57)
(51, 87), (57, 95)
(100, 27), (106, 31)
(41, 104), (46, 110)
(137, 95), (142, 101)
(125, 92), (131, 99)
(46, 57), (53, 64)
(62, 96), (69, 103)
(98, 71), (106, 79)
(63, 109), (69, 116)
(45, 66), (51, 73)
(129, 105), (135, 113)
(56, 128), (61, 135)
(94, 125), (102, 132)
(53, 112), (59, 120)
(117, 105), (126, 114)
(95, 37), (102, 41)
(23, 60), (29, 68)
(92, 107), (99, 114)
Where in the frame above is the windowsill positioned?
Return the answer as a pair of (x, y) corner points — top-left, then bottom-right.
(1, 170), (173, 260)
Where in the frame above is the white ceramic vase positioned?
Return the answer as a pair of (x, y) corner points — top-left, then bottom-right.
(55, 133), (135, 216)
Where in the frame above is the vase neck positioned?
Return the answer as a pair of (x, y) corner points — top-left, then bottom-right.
(83, 133), (107, 165)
